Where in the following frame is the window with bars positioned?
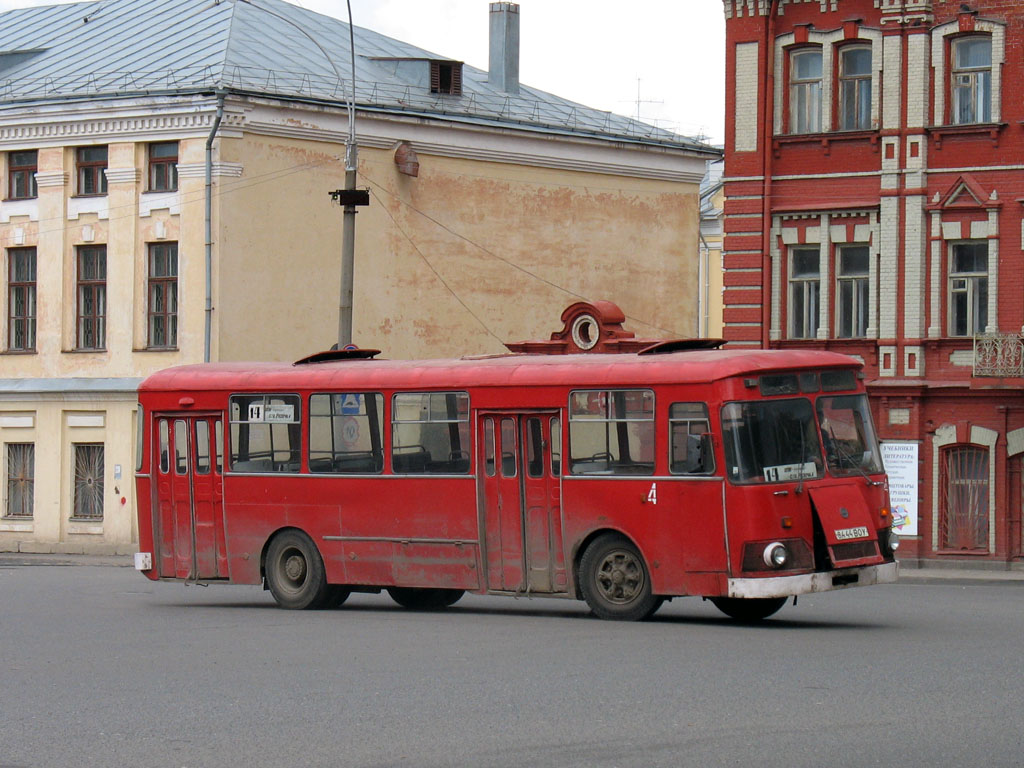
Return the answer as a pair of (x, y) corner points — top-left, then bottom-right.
(8, 247), (36, 351)
(836, 245), (870, 338)
(838, 45), (872, 131)
(72, 443), (104, 519)
(789, 247), (820, 339)
(429, 61), (463, 95)
(5, 443), (34, 518)
(147, 242), (178, 348)
(148, 142), (178, 192)
(789, 48), (822, 134)
(8, 150), (37, 200)
(951, 36), (991, 125)
(77, 245), (107, 350)
(948, 241), (987, 337)
(940, 445), (988, 551)
(76, 146), (108, 196)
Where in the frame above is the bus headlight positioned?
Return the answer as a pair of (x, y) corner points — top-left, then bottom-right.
(888, 530), (900, 552)
(762, 542), (789, 569)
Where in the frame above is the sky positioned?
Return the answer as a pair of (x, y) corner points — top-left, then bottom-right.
(0, 0), (726, 146)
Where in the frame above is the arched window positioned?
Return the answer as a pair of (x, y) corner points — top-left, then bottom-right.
(939, 445), (989, 551)
(789, 48), (822, 134)
(951, 36), (992, 124)
(838, 45), (872, 131)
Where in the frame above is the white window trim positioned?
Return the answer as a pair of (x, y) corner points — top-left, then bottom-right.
(774, 27), (882, 135)
(931, 18), (1005, 126)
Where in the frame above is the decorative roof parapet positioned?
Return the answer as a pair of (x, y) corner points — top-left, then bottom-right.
(876, 0), (934, 25)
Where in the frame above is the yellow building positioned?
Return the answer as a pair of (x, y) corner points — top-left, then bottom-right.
(0, 0), (718, 553)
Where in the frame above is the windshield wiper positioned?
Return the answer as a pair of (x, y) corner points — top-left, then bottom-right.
(827, 424), (883, 486)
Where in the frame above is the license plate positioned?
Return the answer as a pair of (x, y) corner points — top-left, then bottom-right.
(834, 526), (869, 541)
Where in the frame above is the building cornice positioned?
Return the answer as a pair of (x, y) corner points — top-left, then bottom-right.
(0, 93), (710, 185)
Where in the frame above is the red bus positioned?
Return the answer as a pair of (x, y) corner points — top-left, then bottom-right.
(134, 345), (898, 621)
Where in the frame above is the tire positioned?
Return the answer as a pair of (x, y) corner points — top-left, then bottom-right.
(710, 596), (787, 621)
(579, 534), (660, 621)
(265, 530), (330, 610)
(322, 585), (352, 609)
(387, 587), (465, 610)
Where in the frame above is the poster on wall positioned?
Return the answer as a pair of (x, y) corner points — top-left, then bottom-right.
(880, 442), (919, 537)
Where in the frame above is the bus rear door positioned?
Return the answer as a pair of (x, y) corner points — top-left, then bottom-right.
(153, 414), (227, 580)
(479, 413), (567, 594)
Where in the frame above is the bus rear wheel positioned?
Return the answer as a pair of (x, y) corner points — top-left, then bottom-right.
(580, 534), (661, 621)
(710, 596), (787, 621)
(265, 530), (329, 610)
(387, 587), (465, 610)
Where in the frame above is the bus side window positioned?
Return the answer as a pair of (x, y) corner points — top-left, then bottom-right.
(309, 393), (384, 474)
(500, 418), (516, 477)
(392, 392), (471, 475)
(568, 389), (655, 475)
(214, 420), (223, 474)
(174, 420), (188, 474)
(158, 419), (170, 474)
(526, 418), (543, 478)
(484, 418), (495, 477)
(550, 417), (561, 476)
(228, 394), (301, 473)
(195, 420), (211, 475)
(669, 403), (714, 475)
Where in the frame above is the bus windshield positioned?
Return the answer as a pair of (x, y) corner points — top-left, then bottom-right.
(721, 398), (823, 484)
(816, 394), (883, 476)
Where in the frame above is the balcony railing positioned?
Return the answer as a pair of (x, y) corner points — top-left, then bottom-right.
(973, 333), (1024, 377)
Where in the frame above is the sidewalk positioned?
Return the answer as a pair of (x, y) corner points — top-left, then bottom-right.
(2, 552), (1024, 584)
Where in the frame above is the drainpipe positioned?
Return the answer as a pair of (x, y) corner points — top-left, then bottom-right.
(760, 0), (780, 349)
(205, 91), (226, 363)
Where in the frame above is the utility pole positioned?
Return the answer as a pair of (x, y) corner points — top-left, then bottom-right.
(331, 0), (369, 348)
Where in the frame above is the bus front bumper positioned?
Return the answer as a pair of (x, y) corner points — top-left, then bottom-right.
(726, 561), (899, 599)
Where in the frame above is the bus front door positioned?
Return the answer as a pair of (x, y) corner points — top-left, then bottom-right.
(479, 413), (567, 594)
(153, 415), (226, 580)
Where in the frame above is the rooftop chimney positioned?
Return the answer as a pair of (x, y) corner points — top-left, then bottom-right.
(488, 2), (520, 95)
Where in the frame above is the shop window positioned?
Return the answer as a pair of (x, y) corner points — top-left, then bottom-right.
(948, 241), (987, 337)
(836, 245), (869, 338)
(789, 247), (820, 339)
(838, 45), (872, 131)
(8, 247), (36, 351)
(939, 445), (988, 551)
(951, 36), (991, 125)
(5, 443), (34, 518)
(72, 443), (104, 519)
(789, 48), (822, 134)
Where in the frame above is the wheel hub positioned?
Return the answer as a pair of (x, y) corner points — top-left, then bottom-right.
(283, 553), (306, 583)
(596, 551), (643, 604)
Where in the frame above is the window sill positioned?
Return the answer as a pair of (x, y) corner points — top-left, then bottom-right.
(2, 196), (38, 202)
(143, 188), (178, 195)
(133, 346), (179, 353)
(65, 348), (108, 354)
(70, 193), (108, 199)
(773, 130), (879, 157)
(2, 348), (37, 355)
(927, 122), (1006, 149)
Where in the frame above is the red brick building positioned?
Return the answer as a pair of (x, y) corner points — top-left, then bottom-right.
(722, 0), (1024, 565)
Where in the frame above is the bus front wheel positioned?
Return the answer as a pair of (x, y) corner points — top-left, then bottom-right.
(580, 534), (661, 621)
(710, 596), (787, 621)
(265, 530), (330, 610)
(387, 587), (464, 609)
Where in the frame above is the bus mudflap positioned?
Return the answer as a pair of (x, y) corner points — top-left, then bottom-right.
(726, 560), (898, 599)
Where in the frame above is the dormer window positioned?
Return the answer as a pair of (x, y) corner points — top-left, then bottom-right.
(430, 61), (462, 95)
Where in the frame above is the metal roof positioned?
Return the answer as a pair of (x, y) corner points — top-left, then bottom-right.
(0, 0), (716, 152)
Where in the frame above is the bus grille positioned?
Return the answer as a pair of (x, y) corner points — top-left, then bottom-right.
(830, 540), (879, 562)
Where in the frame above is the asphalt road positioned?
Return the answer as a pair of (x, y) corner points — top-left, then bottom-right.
(1, 564), (1022, 768)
